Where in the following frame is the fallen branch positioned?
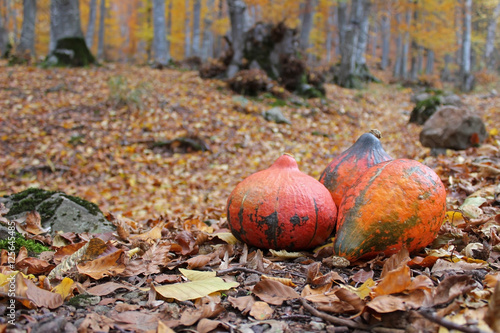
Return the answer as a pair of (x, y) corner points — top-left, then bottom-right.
(216, 266), (264, 276)
(417, 309), (490, 333)
(300, 298), (369, 330)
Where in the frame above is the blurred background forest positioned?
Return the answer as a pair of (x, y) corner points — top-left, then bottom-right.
(1, 0), (500, 91)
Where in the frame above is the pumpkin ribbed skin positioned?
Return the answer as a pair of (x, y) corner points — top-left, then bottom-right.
(227, 154), (337, 251)
(319, 131), (392, 207)
(333, 159), (446, 261)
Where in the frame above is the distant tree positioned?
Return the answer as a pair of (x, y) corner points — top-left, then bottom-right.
(299, 0), (316, 52)
(191, 0), (201, 57)
(459, 0), (473, 92)
(380, 6), (391, 70)
(184, 0), (191, 58)
(484, 1), (500, 70)
(97, 0), (106, 59)
(17, 0), (37, 59)
(152, 0), (169, 66)
(226, 0), (246, 78)
(85, 0), (97, 49)
(48, 0), (95, 66)
(201, 0), (215, 61)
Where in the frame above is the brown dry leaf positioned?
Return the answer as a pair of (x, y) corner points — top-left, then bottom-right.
(261, 274), (296, 287)
(335, 287), (365, 313)
(175, 231), (199, 255)
(12, 272), (35, 309)
(407, 255), (439, 268)
(197, 318), (229, 333)
(77, 249), (126, 279)
(367, 289), (429, 313)
(372, 264), (412, 297)
(485, 282), (500, 333)
(16, 257), (54, 275)
(186, 254), (214, 270)
(157, 321), (175, 333)
(352, 269), (374, 284)
(86, 281), (135, 296)
(78, 312), (115, 333)
(15, 246), (28, 264)
(80, 238), (108, 262)
(114, 303), (140, 312)
(228, 295), (255, 315)
(407, 275), (434, 292)
(129, 221), (165, 242)
(24, 277), (63, 309)
(380, 248), (410, 278)
(484, 273), (500, 288)
(17, 211), (50, 235)
(250, 301), (274, 320)
(112, 311), (160, 332)
(154, 274), (183, 284)
(252, 279), (300, 305)
(120, 243), (171, 276)
(53, 242), (87, 263)
(432, 275), (476, 306)
(179, 303), (224, 327)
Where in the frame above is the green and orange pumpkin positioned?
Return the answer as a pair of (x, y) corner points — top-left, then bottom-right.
(333, 158), (447, 262)
(227, 154), (337, 251)
(319, 130), (392, 207)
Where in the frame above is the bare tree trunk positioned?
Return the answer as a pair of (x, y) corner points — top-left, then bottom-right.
(337, 1), (347, 56)
(380, 8), (390, 69)
(85, 0), (97, 48)
(191, 0), (201, 57)
(400, 8), (411, 79)
(325, 5), (334, 63)
(392, 13), (402, 78)
(17, 0), (37, 57)
(0, 13), (8, 57)
(50, 0), (85, 53)
(370, 21), (377, 58)
(97, 0), (106, 59)
(214, 0), (224, 58)
(460, 0), (473, 92)
(226, 0), (246, 78)
(184, 0), (191, 58)
(299, 0), (316, 52)
(201, 0), (215, 61)
(166, 0), (172, 62)
(355, 0), (370, 66)
(485, 1), (500, 69)
(153, 0), (169, 66)
(425, 48), (434, 74)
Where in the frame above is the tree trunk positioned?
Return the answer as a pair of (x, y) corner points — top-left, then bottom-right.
(201, 0), (215, 61)
(191, 0), (201, 57)
(184, 0), (191, 58)
(400, 8), (411, 79)
(97, 0), (106, 59)
(166, 0), (172, 62)
(337, 1), (347, 54)
(460, 0), (473, 92)
(0, 13), (8, 58)
(17, 0), (37, 58)
(48, 0), (94, 66)
(214, 0), (224, 58)
(337, 0), (374, 88)
(85, 0), (97, 49)
(484, 1), (500, 70)
(226, 0), (246, 78)
(299, 0), (315, 52)
(425, 48), (434, 74)
(153, 0), (169, 66)
(380, 8), (390, 69)
(50, 0), (85, 53)
(393, 13), (402, 77)
(325, 5), (334, 63)
(371, 22), (377, 58)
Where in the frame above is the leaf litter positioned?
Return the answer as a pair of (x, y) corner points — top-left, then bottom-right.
(0, 64), (499, 332)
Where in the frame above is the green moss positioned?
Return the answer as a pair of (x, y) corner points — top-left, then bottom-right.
(62, 194), (101, 216)
(0, 232), (51, 254)
(45, 37), (95, 67)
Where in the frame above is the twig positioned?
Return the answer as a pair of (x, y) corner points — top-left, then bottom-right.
(300, 298), (369, 330)
(417, 309), (490, 333)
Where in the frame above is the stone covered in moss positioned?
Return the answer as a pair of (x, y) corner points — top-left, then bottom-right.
(0, 188), (115, 236)
(45, 37), (95, 67)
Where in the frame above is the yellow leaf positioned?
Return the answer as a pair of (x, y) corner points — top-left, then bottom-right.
(214, 232), (239, 245)
(52, 277), (75, 300)
(341, 278), (375, 300)
(490, 128), (498, 136)
(269, 249), (302, 259)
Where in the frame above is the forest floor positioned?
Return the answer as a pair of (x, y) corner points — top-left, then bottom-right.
(0, 63), (500, 333)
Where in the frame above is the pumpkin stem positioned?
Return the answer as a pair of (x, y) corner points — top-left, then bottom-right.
(369, 129), (382, 139)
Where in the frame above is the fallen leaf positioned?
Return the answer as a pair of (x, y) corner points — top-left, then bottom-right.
(372, 264), (412, 297)
(252, 279), (299, 305)
(485, 282), (500, 333)
(51, 277), (75, 300)
(228, 295), (255, 314)
(77, 249), (126, 279)
(250, 301), (273, 320)
(86, 282), (135, 296)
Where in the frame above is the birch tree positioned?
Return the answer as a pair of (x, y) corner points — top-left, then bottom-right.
(380, 8), (390, 69)
(153, 0), (169, 66)
(299, 0), (316, 52)
(460, 0), (474, 92)
(201, 0), (215, 61)
(184, 0), (191, 58)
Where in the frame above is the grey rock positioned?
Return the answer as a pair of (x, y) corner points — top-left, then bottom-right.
(420, 106), (488, 150)
(262, 107), (291, 124)
(440, 93), (462, 106)
(410, 92), (431, 103)
(0, 188), (115, 236)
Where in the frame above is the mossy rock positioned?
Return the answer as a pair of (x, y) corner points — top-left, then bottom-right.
(409, 89), (462, 125)
(45, 37), (95, 67)
(0, 188), (114, 236)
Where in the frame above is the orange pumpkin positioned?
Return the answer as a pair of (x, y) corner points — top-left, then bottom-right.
(333, 159), (446, 261)
(227, 154), (337, 251)
(319, 130), (392, 207)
